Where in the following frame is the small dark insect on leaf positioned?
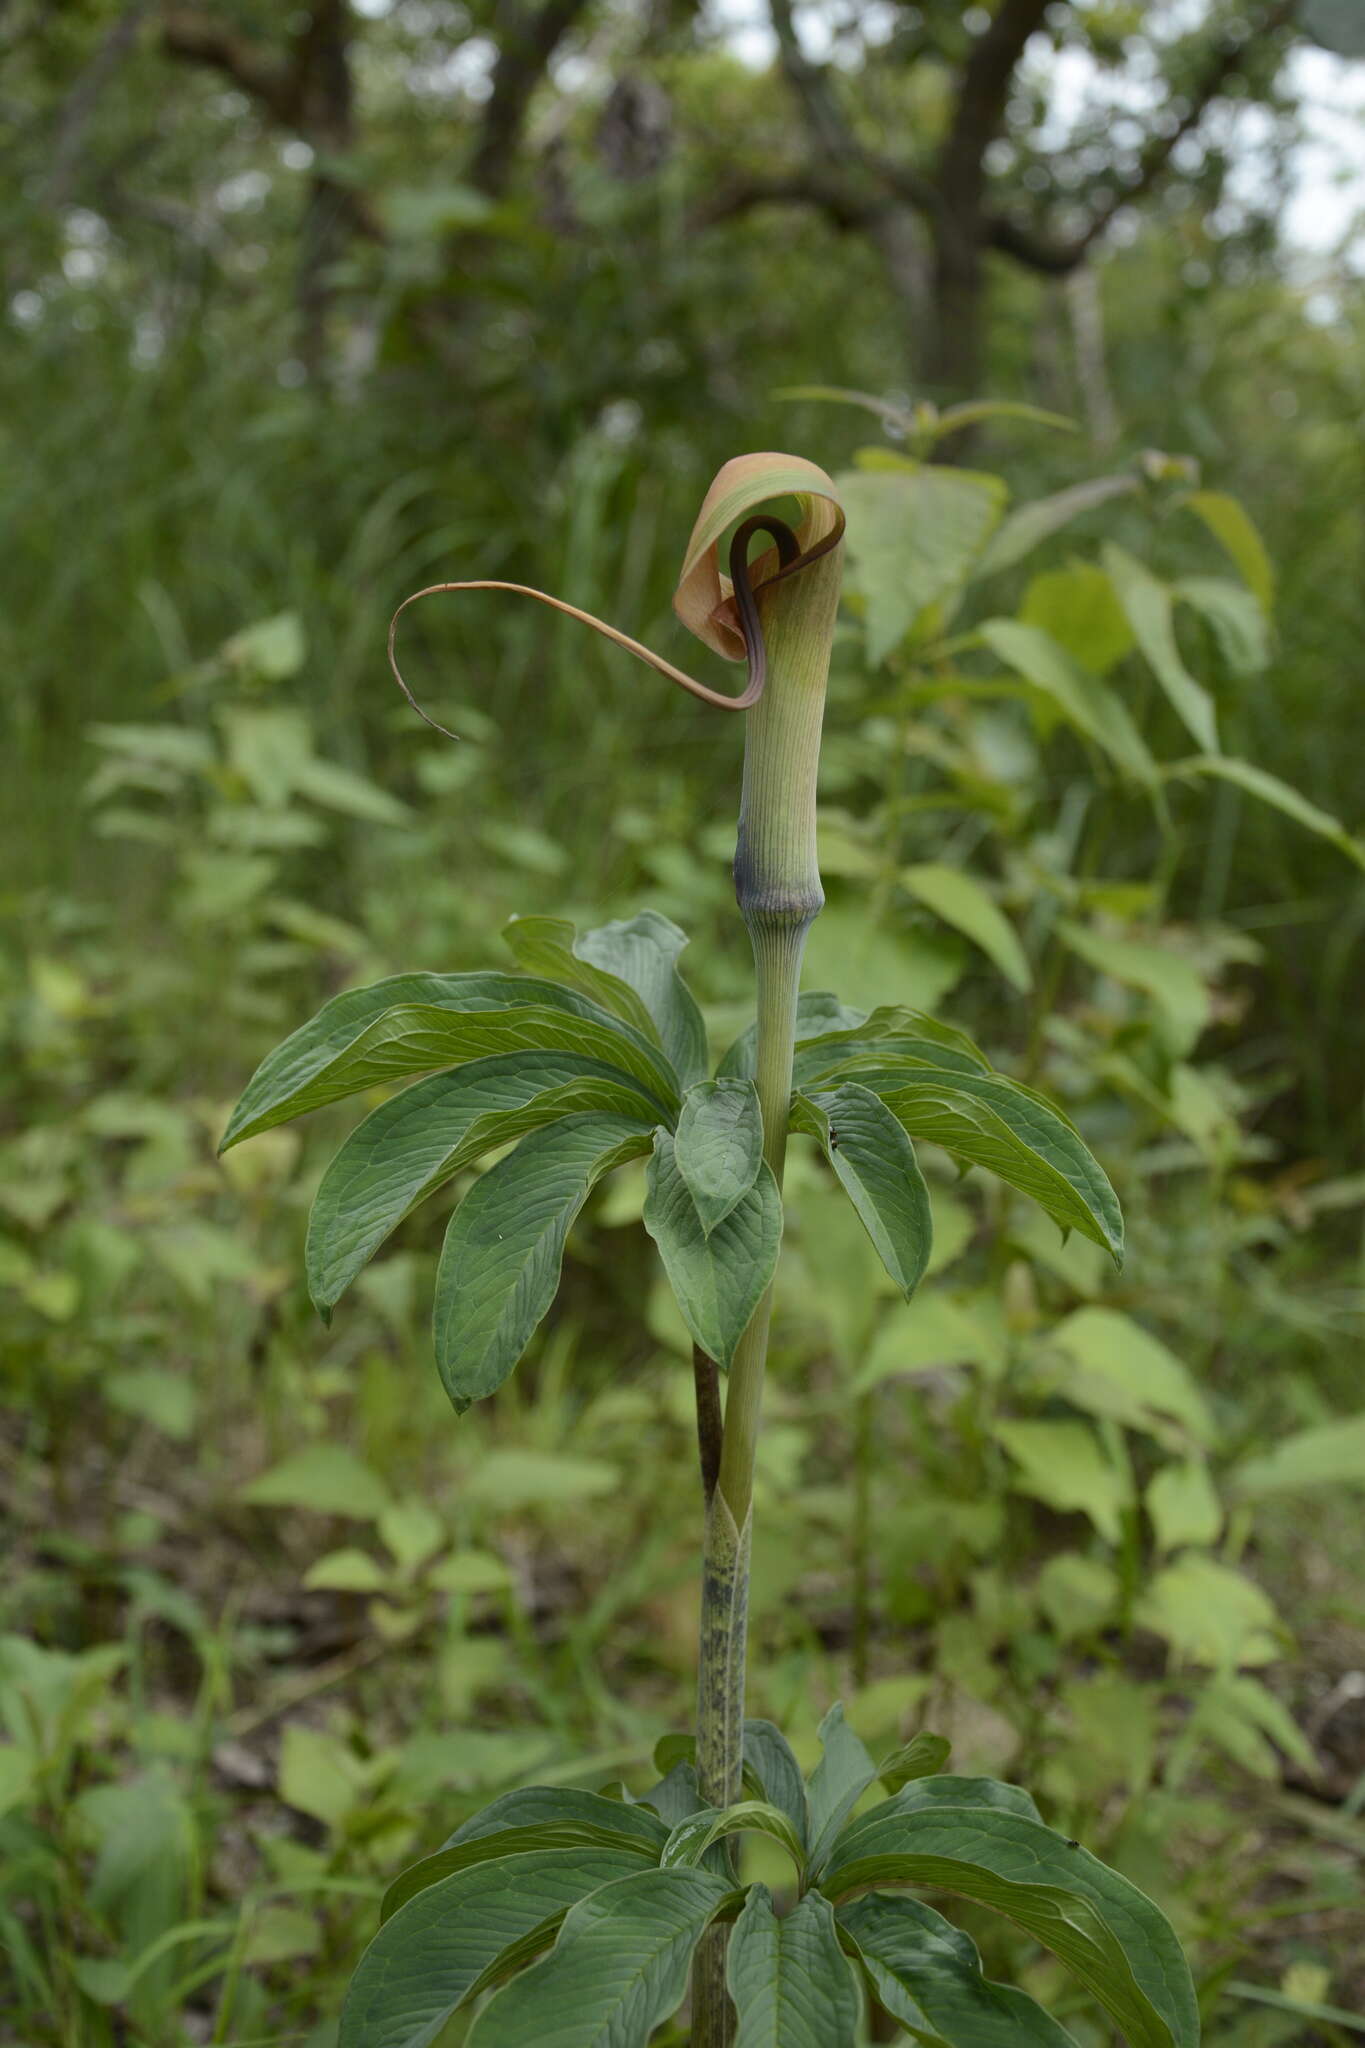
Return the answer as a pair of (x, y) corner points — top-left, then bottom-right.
(1066, 1838), (1080, 1849)
(829, 1128), (840, 1150)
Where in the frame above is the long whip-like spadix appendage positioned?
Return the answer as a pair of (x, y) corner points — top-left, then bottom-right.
(386, 455), (845, 739)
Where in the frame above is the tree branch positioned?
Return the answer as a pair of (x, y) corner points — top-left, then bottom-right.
(940, 0), (1055, 206)
(46, 0), (156, 208)
(984, 210), (1079, 273)
(469, 0), (594, 197)
(694, 169), (882, 235)
(985, 0), (1300, 275)
(765, 0), (935, 217)
(160, 6), (295, 124)
(768, 0), (863, 168)
(1065, 0), (1298, 258)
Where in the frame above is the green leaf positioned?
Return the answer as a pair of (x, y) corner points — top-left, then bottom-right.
(241, 1446), (391, 1520)
(973, 474), (1139, 579)
(930, 399), (1076, 443)
(1020, 560), (1135, 674)
(502, 917), (661, 1044)
(1146, 1461), (1223, 1553)
(446, 1786), (668, 1855)
(1037, 1556), (1120, 1643)
(806, 1704), (878, 1873)
(383, 1789), (666, 1921)
(1046, 1307), (1214, 1445)
(878, 1733), (950, 1793)
(1230, 1411), (1365, 1498)
(342, 1848), (652, 2048)
(1057, 921), (1210, 1057)
(1135, 1554), (1280, 1668)
(1182, 1675), (1318, 1783)
(994, 1419), (1130, 1544)
(871, 1073), (1123, 1263)
(379, 1500), (445, 1573)
(1103, 543), (1218, 754)
(979, 620), (1156, 785)
(875, 1775), (1043, 1824)
(674, 1080), (765, 1235)
(792, 1085), (933, 1300)
(466, 1867), (733, 2047)
(279, 1725), (373, 1830)
(222, 610), (307, 680)
(87, 720), (217, 775)
(384, 182), (496, 237)
(1184, 490), (1274, 611)
(463, 1449), (620, 1507)
(222, 972), (676, 1149)
(778, 387), (1072, 448)
(741, 1722), (808, 1849)
(292, 755), (414, 827)
(426, 1548), (513, 1593)
(641, 1760), (705, 1829)
(0, 1743), (34, 1818)
(304, 1548), (387, 1592)
(719, 992), (867, 1082)
(839, 460), (1008, 661)
(855, 1292), (1005, 1393)
(652, 1733), (696, 1775)
(306, 1053), (665, 1316)
(434, 1114), (654, 1410)
(1226, 1982), (1365, 2036)
(1166, 756), (1365, 869)
(104, 1366), (196, 1441)
(840, 1891), (1080, 2048)
(575, 910), (710, 1092)
(793, 1006), (990, 1089)
(728, 1886), (859, 2048)
(820, 1805), (1198, 2048)
(902, 864), (1031, 993)
(660, 1801), (805, 1877)
(1175, 578), (1270, 678)
(642, 1131), (781, 1368)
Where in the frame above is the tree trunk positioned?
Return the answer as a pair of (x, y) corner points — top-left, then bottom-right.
(924, 212), (985, 401)
(295, 3), (357, 381)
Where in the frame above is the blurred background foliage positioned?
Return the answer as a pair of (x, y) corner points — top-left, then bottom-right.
(2, 1), (1364, 2043)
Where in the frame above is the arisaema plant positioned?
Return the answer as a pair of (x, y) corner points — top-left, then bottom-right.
(222, 454), (1194, 2047)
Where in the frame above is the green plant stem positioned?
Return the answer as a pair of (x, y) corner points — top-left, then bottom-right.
(852, 1389), (873, 1690)
(691, 540), (840, 2048)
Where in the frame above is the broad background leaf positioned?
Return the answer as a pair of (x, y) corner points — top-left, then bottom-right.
(1103, 542), (1219, 754)
(840, 459), (1007, 660)
(902, 862), (1032, 992)
(979, 619), (1156, 784)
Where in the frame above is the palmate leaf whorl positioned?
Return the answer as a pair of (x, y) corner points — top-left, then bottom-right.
(336, 1707), (1196, 2048)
